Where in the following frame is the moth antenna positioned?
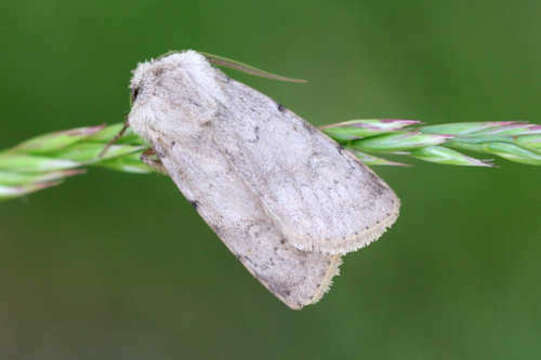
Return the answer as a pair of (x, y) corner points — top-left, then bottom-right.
(201, 52), (308, 83)
(98, 120), (130, 158)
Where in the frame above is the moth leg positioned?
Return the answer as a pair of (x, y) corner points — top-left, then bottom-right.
(99, 119), (130, 158)
(141, 148), (168, 174)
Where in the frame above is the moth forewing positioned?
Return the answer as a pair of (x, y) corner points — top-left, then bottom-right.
(129, 101), (342, 309)
(127, 50), (400, 308)
(165, 139), (343, 310)
(209, 68), (400, 255)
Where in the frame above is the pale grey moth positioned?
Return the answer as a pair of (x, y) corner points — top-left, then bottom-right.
(126, 50), (400, 309)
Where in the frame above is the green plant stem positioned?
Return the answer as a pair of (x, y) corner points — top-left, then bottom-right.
(0, 120), (539, 200)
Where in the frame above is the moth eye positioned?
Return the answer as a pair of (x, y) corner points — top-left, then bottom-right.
(131, 87), (140, 103)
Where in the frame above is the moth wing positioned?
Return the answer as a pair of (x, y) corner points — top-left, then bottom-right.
(212, 77), (400, 255)
(147, 126), (342, 309)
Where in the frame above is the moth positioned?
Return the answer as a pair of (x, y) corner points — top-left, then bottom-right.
(123, 50), (400, 309)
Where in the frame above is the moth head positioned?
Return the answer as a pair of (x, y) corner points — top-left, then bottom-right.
(129, 50), (220, 105)
(127, 50), (225, 143)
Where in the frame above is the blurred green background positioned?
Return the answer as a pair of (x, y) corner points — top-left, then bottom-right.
(1, 0), (540, 359)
